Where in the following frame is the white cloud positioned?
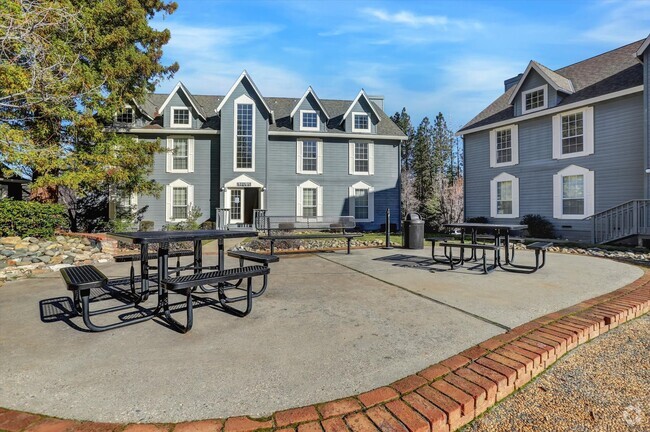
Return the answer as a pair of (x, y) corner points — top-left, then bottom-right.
(582, 0), (650, 44)
(362, 8), (483, 31)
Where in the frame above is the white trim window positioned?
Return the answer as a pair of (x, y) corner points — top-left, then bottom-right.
(300, 110), (320, 131)
(352, 112), (371, 133)
(348, 181), (374, 222)
(108, 187), (138, 220)
(521, 84), (547, 114)
(115, 106), (134, 124)
(490, 173), (519, 218)
(553, 165), (594, 219)
(170, 107), (191, 128)
(165, 179), (194, 222)
(349, 141), (374, 175)
(296, 139), (323, 174)
(489, 124), (518, 167)
(166, 136), (194, 173)
(234, 94), (255, 172)
(552, 107), (594, 159)
(296, 180), (323, 219)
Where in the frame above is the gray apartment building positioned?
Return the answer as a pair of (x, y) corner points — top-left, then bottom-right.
(111, 71), (406, 230)
(458, 34), (650, 244)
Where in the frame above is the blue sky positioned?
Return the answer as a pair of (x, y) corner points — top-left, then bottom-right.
(152, 0), (650, 130)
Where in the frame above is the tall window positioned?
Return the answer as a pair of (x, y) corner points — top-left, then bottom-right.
(301, 111), (318, 130)
(171, 107), (190, 127)
(236, 102), (254, 169)
(496, 181), (513, 215)
(302, 188), (317, 217)
(496, 129), (512, 164)
(355, 142), (369, 173)
(172, 138), (188, 170)
(561, 112), (584, 155)
(116, 107), (133, 124)
(553, 165), (594, 219)
(562, 175), (584, 215)
(353, 113), (370, 132)
(354, 188), (369, 220)
(302, 140), (317, 172)
(522, 85), (547, 114)
(172, 187), (188, 219)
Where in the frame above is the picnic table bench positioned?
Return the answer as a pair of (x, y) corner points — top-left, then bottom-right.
(258, 216), (362, 254)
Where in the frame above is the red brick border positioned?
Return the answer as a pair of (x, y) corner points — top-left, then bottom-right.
(2, 270), (649, 432)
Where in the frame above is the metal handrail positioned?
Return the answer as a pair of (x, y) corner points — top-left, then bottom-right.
(590, 199), (650, 243)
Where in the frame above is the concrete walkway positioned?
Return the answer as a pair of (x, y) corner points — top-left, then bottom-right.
(0, 245), (641, 423)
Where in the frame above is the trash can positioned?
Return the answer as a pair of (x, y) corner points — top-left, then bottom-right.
(403, 213), (424, 249)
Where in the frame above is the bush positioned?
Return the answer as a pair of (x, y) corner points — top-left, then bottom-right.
(521, 214), (556, 239)
(465, 216), (490, 234)
(163, 205), (203, 231)
(0, 200), (68, 238)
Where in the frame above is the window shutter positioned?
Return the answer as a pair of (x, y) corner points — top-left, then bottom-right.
(552, 173), (562, 218)
(296, 140), (303, 173)
(165, 184), (172, 221)
(511, 125), (519, 165)
(511, 177), (519, 218)
(166, 138), (173, 172)
(296, 186), (303, 217)
(348, 186), (355, 217)
(317, 185), (323, 218)
(187, 184), (195, 209)
(368, 186), (375, 222)
(552, 114), (561, 159)
(224, 189), (231, 209)
(584, 106), (594, 156)
(585, 170), (595, 216)
(368, 142), (375, 175)
(317, 140), (323, 174)
(188, 137), (195, 172)
(349, 142), (355, 174)
(489, 130), (496, 167)
(489, 178), (497, 218)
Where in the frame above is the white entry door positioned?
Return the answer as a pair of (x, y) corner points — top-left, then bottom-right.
(230, 189), (243, 223)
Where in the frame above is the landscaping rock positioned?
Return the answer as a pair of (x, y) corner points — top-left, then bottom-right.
(14, 243), (30, 251)
(28, 244), (40, 252)
(1, 250), (14, 257)
(0, 237), (22, 245)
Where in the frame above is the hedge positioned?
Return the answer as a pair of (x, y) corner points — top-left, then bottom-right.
(0, 200), (68, 238)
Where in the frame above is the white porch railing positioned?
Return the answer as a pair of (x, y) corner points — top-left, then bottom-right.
(591, 200), (650, 244)
(215, 208), (230, 230)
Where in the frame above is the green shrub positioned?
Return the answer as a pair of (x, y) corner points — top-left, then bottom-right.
(521, 214), (556, 239)
(0, 200), (68, 238)
(465, 216), (490, 234)
(163, 206), (203, 231)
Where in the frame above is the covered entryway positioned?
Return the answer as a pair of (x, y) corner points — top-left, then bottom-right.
(223, 175), (265, 227)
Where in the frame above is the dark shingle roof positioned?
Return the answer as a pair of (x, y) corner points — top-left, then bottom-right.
(459, 39), (644, 133)
(138, 92), (405, 138)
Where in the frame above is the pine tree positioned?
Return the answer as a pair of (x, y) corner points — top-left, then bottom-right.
(412, 117), (433, 209)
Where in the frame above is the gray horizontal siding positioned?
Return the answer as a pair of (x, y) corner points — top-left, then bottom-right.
(292, 94), (326, 132)
(162, 91), (203, 129)
(344, 98), (378, 134)
(465, 93), (644, 241)
(514, 70), (558, 116)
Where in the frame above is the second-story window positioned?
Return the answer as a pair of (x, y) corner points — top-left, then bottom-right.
(552, 107), (594, 159)
(561, 112), (584, 155)
(353, 113), (370, 132)
(166, 136), (194, 173)
(300, 110), (319, 131)
(355, 142), (369, 173)
(171, 107), (191, 127)
(496, 129), (512, 164)
(236, 102), (254, 170)
(116, 107), (133, 124)
(521, 85), (547, 114)
(172, 138), (188, 170)
(302, 140), (318, 172)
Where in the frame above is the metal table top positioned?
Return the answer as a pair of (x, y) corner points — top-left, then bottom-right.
(108, 229), (256, 245)
(444, 223), (527, 231)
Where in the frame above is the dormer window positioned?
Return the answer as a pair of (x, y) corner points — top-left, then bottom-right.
(300, 110), (319, 131)
(521, 85), (547, 114)
(171, 107), (191, 128)
(352, 113), (370, 132)
(116, 107), (133, 124)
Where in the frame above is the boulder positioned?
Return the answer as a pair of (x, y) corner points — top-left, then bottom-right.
(28, 244), (40, 252)
(0, 250), (14, 257)
(14, 243), (30, 250)
(0, 237), (22, 245)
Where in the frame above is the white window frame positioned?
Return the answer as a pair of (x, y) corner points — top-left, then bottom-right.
(553, 165), (594, 219)
(489, 124), (518, 168)
(300, 109), (320, 131)
(490, 172), (519, 218)
(165, 179), (194, 222)
(115, 105), (134, 125)
(170, 106), (192, 128)
(166, 136), (194, 173)
(296, 139), (323, 174)
(0, 184), (8, 200)
(349, 141), (374, 175)
(351, 112), (371, 133)
(552, 106), (594, 159)
(233, 94), (255, 172)
(348, 181), (374, 222)
(296, 180), (323, 221)
(521, 84), (548, 114)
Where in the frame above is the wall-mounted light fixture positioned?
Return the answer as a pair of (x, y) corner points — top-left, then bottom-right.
(645, 169), (650, 174)
(261, 187), (267, 192)
(220, 186), (227, 192)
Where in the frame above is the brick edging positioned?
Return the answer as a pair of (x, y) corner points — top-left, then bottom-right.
(1, 271), (649, 432)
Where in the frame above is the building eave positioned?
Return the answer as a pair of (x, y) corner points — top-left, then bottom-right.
(289, 86), (331, 120)
(507, 61), (574, 105)
(268, 130), (404, 140)
(215, 70), (272, 114)
(157, 82), (207, 121)
(341, 89), (382, 125)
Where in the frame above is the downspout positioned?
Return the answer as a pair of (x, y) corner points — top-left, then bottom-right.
(398, 140), (403, 231)
(462, 135), (467, 221)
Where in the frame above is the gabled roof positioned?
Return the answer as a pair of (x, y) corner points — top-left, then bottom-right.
(289, 86), (330, 120)
(158, 82), (207, 121)
(507, 60), (574, 105)
(130, 100), (153, 121)
(460, 39), (644, 133)
(636, 33), (650, 58)
(215, 70), (272, 114)
(341, 89), (382, 125)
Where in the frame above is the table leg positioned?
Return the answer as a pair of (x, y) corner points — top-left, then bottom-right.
(470, 229), (478, 261)
(139, 244), (149, 302)
(218, 238), (225, 270)
(194, 240), (203, 274)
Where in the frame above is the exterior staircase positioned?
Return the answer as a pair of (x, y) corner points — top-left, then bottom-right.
(591, 200), (650, 244)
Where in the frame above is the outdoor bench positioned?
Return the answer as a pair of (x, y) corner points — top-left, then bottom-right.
(498, 241), (553, 274)
(160, 265), (271, 332)
(114, 249), (194, 291)
(227, 250), (279, 266)
(438, 242), (499, 274)
(257, 216), (362, 254)
(426, 236), (456, 264)
(476, 234), (524, 262)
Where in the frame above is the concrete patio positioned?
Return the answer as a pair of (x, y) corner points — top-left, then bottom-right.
(0, 243), (641, 423)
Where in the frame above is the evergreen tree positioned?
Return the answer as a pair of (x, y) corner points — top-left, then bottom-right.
(412, 117), (433, 208)
(391, 108), (415, 172)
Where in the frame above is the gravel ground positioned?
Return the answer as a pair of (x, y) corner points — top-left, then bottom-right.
(465, 314), (649, 432)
